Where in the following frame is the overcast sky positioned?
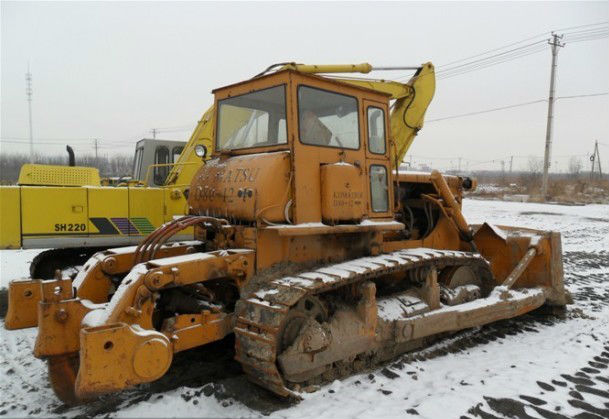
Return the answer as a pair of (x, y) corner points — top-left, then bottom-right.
(1, 1), (608, 172)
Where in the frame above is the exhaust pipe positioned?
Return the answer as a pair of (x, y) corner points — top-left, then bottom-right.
(66, 145), (75, 166)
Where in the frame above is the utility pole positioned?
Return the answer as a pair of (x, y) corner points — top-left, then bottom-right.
(26, 63), (34, 162)
(541, 33), (564, 199)
(509, 156), (514, 173)
(151, 128), (157, 139)
(597, 142), (603, 178)
(590, 140), (603, 180)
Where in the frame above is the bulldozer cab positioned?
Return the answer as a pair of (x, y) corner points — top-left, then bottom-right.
(211, 70), (395, 226)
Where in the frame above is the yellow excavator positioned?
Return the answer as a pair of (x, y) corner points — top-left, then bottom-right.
(0, 127), (214, 275)
(2, 108), (214, 325)
(5, 62), (570, 405)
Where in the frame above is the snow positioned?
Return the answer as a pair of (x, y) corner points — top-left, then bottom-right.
(377, 294), (429, 321)
(267, 222), (327, 229)
(358, 219), (403, 228)
(254, 288), (279, 299)
(88, 264), (150, 326)
(266, 220), (403, 230)
(1, 199), (608, 418)
(0, 248), (46, 289)
(397, 170), (431, 177)
(475, 184), (510, 194)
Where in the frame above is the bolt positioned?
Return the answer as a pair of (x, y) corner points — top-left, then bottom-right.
(103, 257), (117, 272)
(55, 309), (68, 323)
(124, 307), (141, 317)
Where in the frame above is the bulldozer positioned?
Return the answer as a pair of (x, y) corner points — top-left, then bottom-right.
(4, 62), (570, 404)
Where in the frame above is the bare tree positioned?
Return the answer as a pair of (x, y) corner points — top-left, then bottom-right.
(0, 153), (133, 184)
(527, 156), (544, 174)
(568, 156), (583, 178)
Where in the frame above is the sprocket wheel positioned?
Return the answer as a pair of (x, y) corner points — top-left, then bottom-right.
(279, 295), (328, 352)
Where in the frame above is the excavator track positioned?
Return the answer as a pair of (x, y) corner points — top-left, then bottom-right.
(235, 248), (493, 397)
(30, 248), (103, 279)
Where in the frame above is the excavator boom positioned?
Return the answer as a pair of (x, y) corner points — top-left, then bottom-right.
(165, 105), (215, 186)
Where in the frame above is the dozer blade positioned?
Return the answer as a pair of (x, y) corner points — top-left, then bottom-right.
(5, 278), (71, 330)
(473, 223), (571, 306)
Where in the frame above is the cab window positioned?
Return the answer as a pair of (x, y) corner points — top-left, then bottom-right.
(154, 146), (169, 185)
(298, 86), (359, 149)
(370, 165), (389, 212)
(217, 85), (287, 150)
(367, 107), (386, 154)
(172, 146), (184, 163)
(133, 146), (144, 179)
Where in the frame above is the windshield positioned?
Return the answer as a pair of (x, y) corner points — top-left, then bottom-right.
(298, 85), (359, 149)
(216, 85), (287, 151)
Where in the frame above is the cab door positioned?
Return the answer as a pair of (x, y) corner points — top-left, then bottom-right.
(363, 99), (393, 218)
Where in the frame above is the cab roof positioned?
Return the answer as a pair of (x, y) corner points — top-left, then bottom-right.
(212, 69), (392, 98)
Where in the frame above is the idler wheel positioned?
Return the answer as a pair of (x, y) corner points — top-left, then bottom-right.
(443, 265), (480, 289)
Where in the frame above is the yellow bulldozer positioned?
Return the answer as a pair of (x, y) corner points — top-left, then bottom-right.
(4, 62), (570, 404)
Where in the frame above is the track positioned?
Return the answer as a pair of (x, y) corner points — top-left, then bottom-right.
(30, 248), (102, 279)
(235, 248), (492, 396)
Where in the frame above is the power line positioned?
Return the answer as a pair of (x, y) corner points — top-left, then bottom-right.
(562, 27), (609, 37)
(428, 22), (608, 81)
(1, 139), (80, 145)
(436, 32), (552, 69)
(565, 33), (609, 44)
(437, 45), (549, 80)
(557, 92), (608, 100)
(0, 136), (98, 142)
(437, 40), (547, 74)
(564, 30), (609, 41)
(425, 92), (607, 123)
(562, 26), (609, 35)
(555, 21), (608, 32)
(427, 99), (547, 123)
(434, 21), (607, 72)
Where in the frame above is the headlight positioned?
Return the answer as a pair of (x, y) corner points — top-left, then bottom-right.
(194, 144), (208, 159)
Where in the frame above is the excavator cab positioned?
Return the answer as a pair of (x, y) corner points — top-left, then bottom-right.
(3, 63), (570, 404)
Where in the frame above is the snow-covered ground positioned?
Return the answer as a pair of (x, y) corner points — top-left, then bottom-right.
(0, 249), (41, 289)
(1, 199), (608, 418)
